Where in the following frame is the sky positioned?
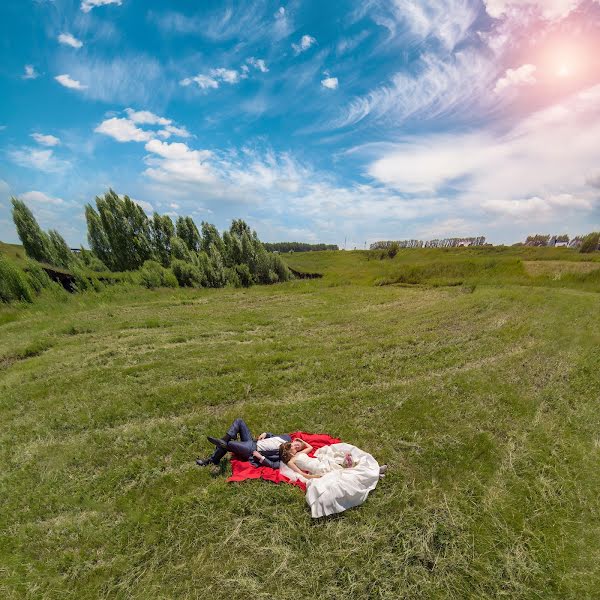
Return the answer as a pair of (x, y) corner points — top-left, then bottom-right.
(1, 0), (600, 248)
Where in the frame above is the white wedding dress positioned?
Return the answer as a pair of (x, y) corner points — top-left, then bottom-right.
(279, 443), (380, 518)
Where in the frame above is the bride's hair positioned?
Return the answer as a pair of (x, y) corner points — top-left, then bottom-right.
(279, 442), (294, 464)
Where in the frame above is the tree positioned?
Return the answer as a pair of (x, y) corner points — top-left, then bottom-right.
(85, 204), (113, 269)
(48, 229), (74, 268)
(201, 221), (225, 256)
(85, 190), (154, 271)
(170, 236), (192, 262)
(176, 216), (201, 253)
(11, 198), (54, 264)
(580, 232), (600, 253)
(151, 213), (175, 266)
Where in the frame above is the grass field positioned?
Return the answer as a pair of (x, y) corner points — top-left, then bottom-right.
(1, 247), (599, 599)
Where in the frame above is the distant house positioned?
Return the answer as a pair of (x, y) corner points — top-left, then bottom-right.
(70, 248), (82, 254)
(569, 237), (583, 249)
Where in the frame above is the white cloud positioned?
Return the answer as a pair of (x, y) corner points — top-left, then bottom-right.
(483, 0), (582, 20)
(96, 110), (190, 142)
(157, 124), (191, 139)
(180, 74), (219, 89)
(494, 64), (537, 93)
(247, 57), (269, 73)
(20, 191), (65, 206)
(365, 84), (600, 222)
(180, 68), (240, 90)
(23, 65), (39, 80)
(95, 117), (152, 142)
(144, 139), (216, 185)
(321, 77), (339, 90)
(292, 35), (317, 55)
(210, 68), (239, 84)
(81, 0), (122, 13)
(124, 108), (170, 126)
(9, 148), (69, 173)
(55, 74), (87, 90)
(58, 33), (83, 48)
(31, 133), (61, 147)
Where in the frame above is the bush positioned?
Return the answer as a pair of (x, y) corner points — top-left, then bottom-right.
(580, 232), (600, 253)
(71, 265), (104, 292)
(171, 259), (203, 287)
(24, 259), (53, 293)
(234, 263), (253, 287)
(388, 242), (400, 259)
(139, 260), (178, 289)
(0, 255), (34, 303)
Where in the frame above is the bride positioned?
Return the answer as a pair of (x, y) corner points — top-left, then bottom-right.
(279, 439), (387, 518)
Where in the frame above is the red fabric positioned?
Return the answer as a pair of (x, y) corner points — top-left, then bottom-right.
(227, 431), (341, 491)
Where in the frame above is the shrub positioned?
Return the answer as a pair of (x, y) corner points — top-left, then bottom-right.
(271, 254), (292, 282)
(171, 259), (203, 287)
(71, 266), (104, 292)
(388, 242), (400, 258)
(139, 260), (178, 289)
(0, 255), (34, 303)
(225, 267), (242, 288)
(234, 263), (253, 287)
(580, 232), (600, 253)
(24, 259), (53, 293)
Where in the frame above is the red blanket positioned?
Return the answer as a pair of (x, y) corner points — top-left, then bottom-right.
(227, 431), (341, 491)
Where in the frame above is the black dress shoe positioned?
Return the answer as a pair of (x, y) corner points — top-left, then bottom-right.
(196, 457), (214, 467)
(207, 436), (228, 450)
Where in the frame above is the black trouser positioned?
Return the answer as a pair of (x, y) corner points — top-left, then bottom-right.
(209, 418), (255, 464)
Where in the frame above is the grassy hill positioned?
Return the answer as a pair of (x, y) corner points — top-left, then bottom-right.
(0, 241), (28, 266)
(1, 248), (599, 598)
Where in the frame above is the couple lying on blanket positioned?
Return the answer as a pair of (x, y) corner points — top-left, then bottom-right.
(196, 418), (387, 518)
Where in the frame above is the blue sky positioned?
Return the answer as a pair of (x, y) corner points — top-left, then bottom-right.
(1, 0), (600, 248)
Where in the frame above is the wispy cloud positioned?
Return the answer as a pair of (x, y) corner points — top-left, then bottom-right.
(55, 74), (87, 90)
(9, 147), (70, 173)
(356, 0), (479, 51)
(22, 65), (39, 80)
(81, 0), (122, 14)
(20, 190), (65, 206)
(31, 133), (61, 147)
(483, 0), (586, 21)
(58, 33), (83, 48)
(56, 54), (169, 105)
(330, 50), (495, 129)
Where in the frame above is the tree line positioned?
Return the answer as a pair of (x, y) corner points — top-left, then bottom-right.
(262, 242), (339, 253)
(522, 234), (600, 252)
(371, 237), (486, 250)
(10, 190), (292, 290)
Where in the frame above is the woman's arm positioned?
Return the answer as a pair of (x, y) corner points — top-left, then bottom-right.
(297, 440), (313, 455)
(288, 457), (321, 479)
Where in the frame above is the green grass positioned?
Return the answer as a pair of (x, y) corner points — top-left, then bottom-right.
(1, 249), (599, 599)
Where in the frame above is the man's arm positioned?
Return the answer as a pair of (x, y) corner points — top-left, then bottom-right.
(252, 450), (278, 469)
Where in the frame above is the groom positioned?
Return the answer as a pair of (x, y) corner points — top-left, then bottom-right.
(196, 418), (292, 469)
